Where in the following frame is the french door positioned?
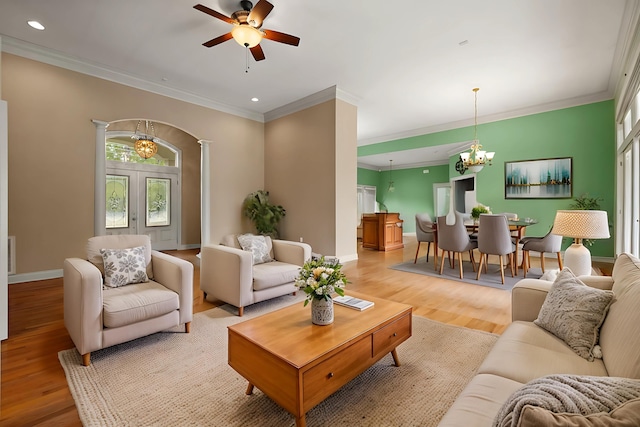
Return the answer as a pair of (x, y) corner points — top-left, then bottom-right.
(106, 164), (180, 250)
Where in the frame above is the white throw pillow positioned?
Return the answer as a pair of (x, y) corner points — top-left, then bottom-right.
(100, 246), (149, 287)
(237, 234), (273, 265)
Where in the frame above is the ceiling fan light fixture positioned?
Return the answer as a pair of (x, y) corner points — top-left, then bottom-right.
(231, 24), (263, 48)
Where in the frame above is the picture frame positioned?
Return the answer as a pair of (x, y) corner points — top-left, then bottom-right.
(505, 157), (572, 199)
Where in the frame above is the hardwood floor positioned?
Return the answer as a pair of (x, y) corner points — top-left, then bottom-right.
(0, 238), (607, 426)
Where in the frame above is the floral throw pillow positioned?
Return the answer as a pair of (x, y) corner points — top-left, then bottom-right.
(100, 246), (149, 287)
(237, 234), (273, 265)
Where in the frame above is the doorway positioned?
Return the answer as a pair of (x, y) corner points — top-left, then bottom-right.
(104, 130), (182, 250)
(106, 167), (180, 250)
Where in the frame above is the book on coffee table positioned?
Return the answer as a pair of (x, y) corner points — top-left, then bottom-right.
(333, 295), (375, 311)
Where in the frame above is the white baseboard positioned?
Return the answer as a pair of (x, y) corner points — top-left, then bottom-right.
(179, 244), (201, 250)
(9, 269), (63, 284)
(339, 253), (359, 263)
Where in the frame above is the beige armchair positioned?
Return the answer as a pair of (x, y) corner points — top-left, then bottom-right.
(200, 234), (311, 316)
(64, 235), (193, 366)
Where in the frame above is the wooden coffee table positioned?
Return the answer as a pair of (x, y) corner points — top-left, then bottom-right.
(227, 292), (412, 427)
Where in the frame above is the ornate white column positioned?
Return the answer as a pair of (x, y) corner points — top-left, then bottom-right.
(199, 140), (212, 248)
(92, 120), (108, 236)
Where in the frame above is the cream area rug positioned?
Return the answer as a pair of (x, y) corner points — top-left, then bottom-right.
(59, 294), (498, 427)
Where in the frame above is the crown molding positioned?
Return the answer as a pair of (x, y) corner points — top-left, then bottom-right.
(357, 159), (448, 171)
(0, 36), (264, 123)
(358, 91), (613, 146)
(264, 85), (360, 122)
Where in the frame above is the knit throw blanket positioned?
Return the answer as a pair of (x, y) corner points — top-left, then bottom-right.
(494, 374), (640, 427)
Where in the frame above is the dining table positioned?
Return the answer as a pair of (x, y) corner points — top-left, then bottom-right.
(430, 217), (538, 275)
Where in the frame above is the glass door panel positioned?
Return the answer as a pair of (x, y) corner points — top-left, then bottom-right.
(106, 175), (129, 229)
(146, 177), (171, 227)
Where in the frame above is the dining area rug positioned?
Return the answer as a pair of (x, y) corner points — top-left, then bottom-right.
(390, 256), (543, 290)
(58, 295), (498, 426)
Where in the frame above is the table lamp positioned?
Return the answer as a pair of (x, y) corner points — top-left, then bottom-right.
(551, 210), (610, 276)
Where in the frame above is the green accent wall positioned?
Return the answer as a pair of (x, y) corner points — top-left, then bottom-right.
(358, 100), (615, 257)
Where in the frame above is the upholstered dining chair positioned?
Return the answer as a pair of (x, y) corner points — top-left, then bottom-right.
(521, 228), (563, 277)
(414, 213), (436, 264)
(476, 214), (516, 284)
(436, 212), (477, 279)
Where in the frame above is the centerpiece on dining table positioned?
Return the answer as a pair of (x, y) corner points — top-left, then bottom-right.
(470, 204), (491, 224)
(296, 257), (348, 325)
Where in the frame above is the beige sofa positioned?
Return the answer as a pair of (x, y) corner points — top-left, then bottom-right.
(200, 234), (311, 316)
(438, 252), (640, 426)
(64, 235), (193, 366)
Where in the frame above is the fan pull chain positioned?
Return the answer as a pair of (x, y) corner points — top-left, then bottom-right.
(245, 44), (250, 73)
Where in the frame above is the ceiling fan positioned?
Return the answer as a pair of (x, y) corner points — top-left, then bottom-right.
(194, 0), (300, 62)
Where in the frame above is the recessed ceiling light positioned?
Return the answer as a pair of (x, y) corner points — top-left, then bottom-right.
(27, 20), (45, 30)
(251, 97), (259, 102)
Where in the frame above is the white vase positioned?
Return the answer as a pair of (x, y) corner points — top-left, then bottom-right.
(311, 297), (334, 325)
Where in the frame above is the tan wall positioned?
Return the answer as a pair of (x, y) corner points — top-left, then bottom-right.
(334, 99), (358, 260)
(265, 97), (358, 259)
(2, 53), (263, 274)
(265, 100), (337, 255)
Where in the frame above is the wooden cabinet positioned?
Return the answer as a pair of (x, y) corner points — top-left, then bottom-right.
(362, 212), (404, 251)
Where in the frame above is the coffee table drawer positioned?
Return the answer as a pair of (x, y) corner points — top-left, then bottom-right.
(372, 313), (411, 356)
(302, 336), (372, 409)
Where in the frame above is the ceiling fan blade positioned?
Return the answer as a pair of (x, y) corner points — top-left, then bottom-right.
(262, 29), (300, 46)
(247, 0), (273, 28)
(250, 44), (266, 61)
(193, 4), (235, 24)
(203, 32), (233, 47)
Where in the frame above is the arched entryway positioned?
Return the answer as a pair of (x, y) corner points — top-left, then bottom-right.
(92, 119), (203, 251)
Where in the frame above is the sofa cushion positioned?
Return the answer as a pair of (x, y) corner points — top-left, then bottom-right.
(517, 398), (640, 427)
(237, 234), (273, 265)
(599, 252), (640, 379)
(493, 375), (640, 427)
(103, 281), (179, 328)
(478, 321), (608, 384)
(100, 246), (149, 287)
(437, 374), (524, 427)
(534, 268), (614, 361)
(87, 234), (154, 279)
(252, 261), (300, 291)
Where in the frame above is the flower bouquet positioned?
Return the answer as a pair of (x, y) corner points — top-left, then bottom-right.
(296, 257), (347, 307)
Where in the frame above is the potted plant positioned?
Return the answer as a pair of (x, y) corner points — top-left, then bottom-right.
(242, 190), (286, 238)
(471, 204), (491, 222)
(295, 257), (348, 325)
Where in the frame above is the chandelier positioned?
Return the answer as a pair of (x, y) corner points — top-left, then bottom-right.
(131, 120), (158, 159)
(387, 159), (395, 192)
(459, 88), (494, 173)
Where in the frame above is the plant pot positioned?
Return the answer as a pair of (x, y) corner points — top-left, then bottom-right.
(311, 297), (334, 325)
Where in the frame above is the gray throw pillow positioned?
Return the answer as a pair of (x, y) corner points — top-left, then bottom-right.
(100, 246), (149, 287)
(237, 234), (273, 265)
(534, 268), (614, 361)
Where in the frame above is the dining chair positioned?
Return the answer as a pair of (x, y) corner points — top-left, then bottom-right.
(521, 228), (563, 277)
(436, 212), (477, 279)
(476, 214), (516, 284)
(414, 213), (435, 264)
(500, 212), (521, 240)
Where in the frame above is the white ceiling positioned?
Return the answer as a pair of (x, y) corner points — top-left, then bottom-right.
(0, 0), (635, 169)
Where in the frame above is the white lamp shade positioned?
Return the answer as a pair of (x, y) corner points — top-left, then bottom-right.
(460, 152), (470, 162)
(485, 152), (495, 161)
(476, 150), (486, 161)
(552, 210), (610, 239)
(231, 25), (263, 48)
